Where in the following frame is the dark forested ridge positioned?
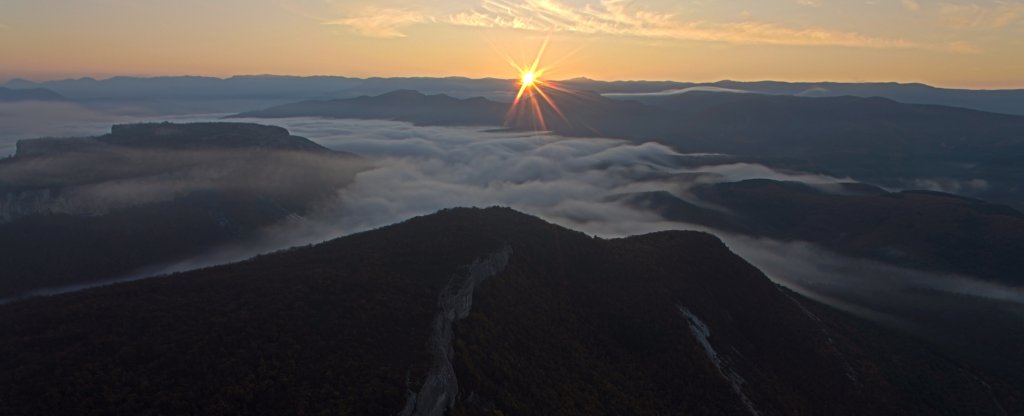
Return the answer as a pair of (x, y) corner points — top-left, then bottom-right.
(0, 208), (1017, 415)
(0, 122), (365, 299)
(620, 179), (1024, 286)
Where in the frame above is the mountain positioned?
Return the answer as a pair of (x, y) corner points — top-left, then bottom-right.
(0, 87), (64, 102)
(0, 122), (365, 299)
(10, 75), (1024, 114)
(617, 180), (1024, 389)
(3, 76), (518, 103)
(232, 90), (509, 126)
(601, 91), (1024, 162)
(0, 207), (1016, 415)
(572, 78), (1024, 116)
(620, 179), (1024, 286)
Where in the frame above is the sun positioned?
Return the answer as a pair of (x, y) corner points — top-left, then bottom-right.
(504, 38), (573, 130)
(521, 71), (536, 87)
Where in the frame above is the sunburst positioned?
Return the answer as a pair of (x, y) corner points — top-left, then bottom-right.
(504, 38), (572, 131)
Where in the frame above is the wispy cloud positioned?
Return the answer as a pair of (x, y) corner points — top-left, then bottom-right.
(324, 0), (999, 51)
(325, 8), (426, 38)
(328, 0), (915, 49)
(796, 0), (823, 7)
(939, 2), (1024, 29)
(445, 0), (916, 48)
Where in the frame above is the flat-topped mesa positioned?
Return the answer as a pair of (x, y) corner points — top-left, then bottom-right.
(102, 122), (328, 152)
(12, 122), (331, 159)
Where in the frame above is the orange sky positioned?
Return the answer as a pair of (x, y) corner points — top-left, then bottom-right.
(2, 0), (1023, 88)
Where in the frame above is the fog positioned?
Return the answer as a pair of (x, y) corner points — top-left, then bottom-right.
(0, 102), (116, 155)
(3, 116), (1021, 348)
(0, 147), (366, 222)
(226, 118), (856, 242)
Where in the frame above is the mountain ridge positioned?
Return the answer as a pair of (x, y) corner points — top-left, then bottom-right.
(8, 75), (1024, 114)
(0, 207), (1017, 415)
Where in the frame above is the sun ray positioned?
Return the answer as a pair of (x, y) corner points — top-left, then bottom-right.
(505, 36), (567, 130)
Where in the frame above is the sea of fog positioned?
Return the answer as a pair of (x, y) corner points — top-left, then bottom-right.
(2, 110), (1021, 345)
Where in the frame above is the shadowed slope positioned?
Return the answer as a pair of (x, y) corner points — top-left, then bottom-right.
(0, 208), (1014, 415)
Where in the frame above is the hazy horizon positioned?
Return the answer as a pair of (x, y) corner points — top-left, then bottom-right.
(7, 72), (1024, 92)
(4, 0), (1024, 88)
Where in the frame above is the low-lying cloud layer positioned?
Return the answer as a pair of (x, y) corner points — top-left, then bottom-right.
(0, 147), (366, 222)
(3, 116), (1021, 346)
(227, 118), (852, 241)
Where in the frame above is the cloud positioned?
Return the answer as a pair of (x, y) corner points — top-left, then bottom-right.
(944, 39), (982, 53)
(715, 231), (1024, 365)
(939, 2), (1024, 29)
(325, 8), (426, 38)
(901, 0), (921, 12)
(902, 177), (990, 193)
(0, 145), (367, 222)
(0, 102), (116, 157)
(797, 0), (823, 7)
(5, 115), (1021, 350)
(446, 0), (918, 48)
(324, 0), (918, 49)
(27, 116), (850, 281)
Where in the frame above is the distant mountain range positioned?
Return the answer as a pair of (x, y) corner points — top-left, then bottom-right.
(0, 86), (64, 102)
(587, 79), (1024, 116)
(233, 89), (509, 126)
(1, 207), (1017, 415)
(0, 122), (364, 299)
(6, 75), (1024, 114)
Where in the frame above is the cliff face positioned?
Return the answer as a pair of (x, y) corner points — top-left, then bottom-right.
(101, 122), (329, 152)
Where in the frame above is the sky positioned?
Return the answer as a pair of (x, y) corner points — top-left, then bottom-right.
(1, 0), (1023, 88)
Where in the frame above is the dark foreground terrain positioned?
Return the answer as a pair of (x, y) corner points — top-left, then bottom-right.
(0, 208), (1017, 415)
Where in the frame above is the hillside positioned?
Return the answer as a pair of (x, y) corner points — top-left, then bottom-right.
(0, 86), (64, 102)
(0, 208), (1016, 415)
(620, 179), (1024, 286)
